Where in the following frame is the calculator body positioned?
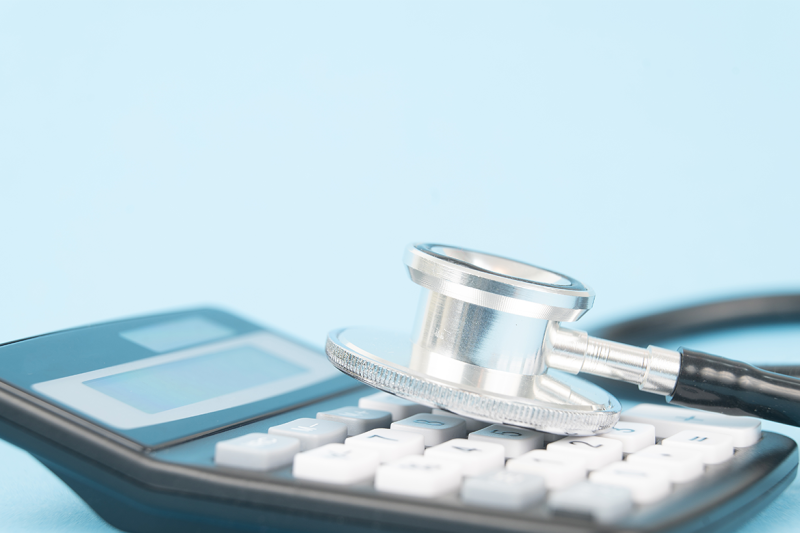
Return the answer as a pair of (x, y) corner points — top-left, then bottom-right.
(0, 308), (796, 533)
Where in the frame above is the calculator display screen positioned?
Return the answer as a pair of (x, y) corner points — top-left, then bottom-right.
(16, 310), (354, 446)
(84, 346), (306, 414)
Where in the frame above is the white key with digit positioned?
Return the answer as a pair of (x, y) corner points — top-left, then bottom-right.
(601, 422), (655, 453)
(374, 455), (463, 497)
(424, 439), (505, 476)
(344, 428), (425, 463)
(620, 404), (761, 447)
(317, 406), (392, 436)
(590, 461), (672, 504)
(627, 445), (704, 483)
(391, 414), (466, 446)
(268, 418), (348, 451)
(293, 443), (380, 484)
(432, 409), (490, 432)
(547, 436), (623, 470)
(506, 449), (587, 490)
(661, 430), (734, 464)
(214, 433), (300, 471)
(468, 424), (544, 458)
(359, 392), (429, 421)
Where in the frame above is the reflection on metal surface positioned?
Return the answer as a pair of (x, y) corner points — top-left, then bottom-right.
(328, 326), (620, 435)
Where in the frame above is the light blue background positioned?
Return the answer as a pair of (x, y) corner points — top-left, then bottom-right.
(1, 0), (799, 531)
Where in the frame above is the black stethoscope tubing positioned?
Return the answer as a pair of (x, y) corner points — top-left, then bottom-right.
(588, 293), (800, 426)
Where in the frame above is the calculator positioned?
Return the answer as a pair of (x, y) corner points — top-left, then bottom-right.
(0, 308), (796, 533)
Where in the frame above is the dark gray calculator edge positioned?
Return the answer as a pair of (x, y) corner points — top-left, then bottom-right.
(0, 375), (796, 533)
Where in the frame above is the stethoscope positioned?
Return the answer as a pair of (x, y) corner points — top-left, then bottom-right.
(327, 243), (800, 435)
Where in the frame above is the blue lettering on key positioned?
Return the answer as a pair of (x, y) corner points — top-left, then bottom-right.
(570, 440), (602, 448)
(490, 429), (522, 437)
(414, 419), (445, 426)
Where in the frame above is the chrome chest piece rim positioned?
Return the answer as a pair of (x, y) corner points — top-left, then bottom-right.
(326, 243), (621, 435)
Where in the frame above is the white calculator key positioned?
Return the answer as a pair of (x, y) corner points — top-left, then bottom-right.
(358, 392), (429, 421)
(317, 407), (392, 436)
(344, 428), (424, 463)
(424, 439), (505, 476)
(506, 449), (587, 490)
(620, 403), (761, 447)
(589, 461), (672, 504)
(547, 436), (623, 470)
(268, 418), (348, 451)
(374, 455), (462, 497)
(293, 443), (380, 484)
(391, 414), (466, 446)
(600, 422), (655, 453)
(661, 430), (734, 464)
(432, 409), (490, 432)
(627, 445), (704, 483)
(548, 482), (632, 524)
(461, 470), (546, 510)
(468, 424), (544, 458)
(214, 433), (300, 471)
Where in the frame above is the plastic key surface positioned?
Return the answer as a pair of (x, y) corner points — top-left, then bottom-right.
(547, 436), (623, 470)
(548, 482), (633, 523)
(589, 461), (672, 504)
(661, 429), (734, 464)
(432, 409), (490, 432)
(424, 439), (505, 476)
(374, 455), (463, 497)
(620, 403), (761, 447)
(268, 418), (348, 451)
(214, 433), (300, 471)
(391, 414), (466, 446)
(344, 428), (424, 463)
(358, 392), (429, 422)
(600, 422), (656, 453)
(627, 445), (704, 483)
(468, 424), (544, 458)
(293, 443), (380, 484)
(317, 407), (392, 436)
(506, 449), (587, 490)
(461, 470), (546, 510)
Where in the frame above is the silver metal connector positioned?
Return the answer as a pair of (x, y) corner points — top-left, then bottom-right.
(545, 323), (681, 396)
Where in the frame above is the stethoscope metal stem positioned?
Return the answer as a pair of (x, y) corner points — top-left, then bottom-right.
(545, 324), (681, 396)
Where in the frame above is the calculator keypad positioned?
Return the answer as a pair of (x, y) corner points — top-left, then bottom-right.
(293, 443), (380, 484)
(461, 470), (546, 510)
(214, 433), (300, 471)
(213, 400), (763, 523)
(468, 424), (544, 458)
(431, 409), (491, 433)
(661, 429), (734, 464)
(424, 438), (505, 476)
(599, 421), (656, 453)
(589, 461), (672, 504)
(267, 418), (348, 451)
(506, 449), (587, 490)
(548, 482), (633, 523)
(358, 392), (430, 421)
(316, 407), (392, 436)
(390, 413), (466, 446)
(627, 445), (704, 483)
(621, 403), (761, 447)
(546, 436), (623, 470)
(374, 455), (462, 497)
(344, 428), (424, 463)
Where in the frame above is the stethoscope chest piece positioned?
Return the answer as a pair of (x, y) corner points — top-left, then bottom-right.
(326, 244), (621, 435)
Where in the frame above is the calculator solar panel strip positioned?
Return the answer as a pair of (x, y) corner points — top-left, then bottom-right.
(0, 309), (796, 533)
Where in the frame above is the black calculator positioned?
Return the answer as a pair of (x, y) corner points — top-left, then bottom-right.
(0, 309), (796, 533)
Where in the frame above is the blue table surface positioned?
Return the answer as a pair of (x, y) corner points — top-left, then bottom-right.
(1, 1), (798, 531)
